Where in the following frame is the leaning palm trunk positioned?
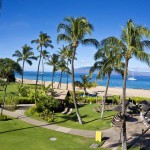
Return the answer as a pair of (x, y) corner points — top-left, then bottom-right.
(35, 47), (42, 104)
(22, 60), (25, 84)
(121, 58), (128, 150)
(101, 73), (110, 119)
(71, 48), (83, 124)
(51, 69), (55, 94)
(1, 80), (8, 116)
(42, 57), (44, 85)
(66, 59), (69, 90)
(57, 71), (62, 89)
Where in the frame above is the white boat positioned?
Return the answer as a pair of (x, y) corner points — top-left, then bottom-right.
(128, 77), (136, 81)
(128, 71), (137, 81)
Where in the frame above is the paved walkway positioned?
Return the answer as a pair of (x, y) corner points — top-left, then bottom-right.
(3, 104), (150, 150)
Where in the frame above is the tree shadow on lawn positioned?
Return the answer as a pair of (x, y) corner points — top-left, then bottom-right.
(127, 132), (150, 149)
(0, 123), (50, 134)
(54, 114), (90, 124)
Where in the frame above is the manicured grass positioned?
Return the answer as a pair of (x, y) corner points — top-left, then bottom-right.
(0, 118), (107, 150)
(0, 82), (18, 97)
(54, 104), (117, 130)
(26, 104), (117, 130)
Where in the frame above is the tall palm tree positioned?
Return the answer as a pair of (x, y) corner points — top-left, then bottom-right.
(31, 32), (53, 101)
(57, 17), (99, 124)
(46, 54), (59, 93)
(58, 46), (72, 90)
(101, 19), (150, 150)
(12, 44), (37, 84)
(75, 75), (97, 98)
(41, 50), (50, 84)
(90, 44), (124, 119)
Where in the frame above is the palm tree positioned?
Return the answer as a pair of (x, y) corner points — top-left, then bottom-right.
(75, 75), (97, 98)
(31, 32), (53, 101)
(58, 45), (72, 90)
(101, 19), (150, 150)
(90, 44), (124, 119)
(12, 44), (37, 84)
(57, 17), (99, 124)
(41, 50), (50, 84)
(46, 54), (59, 93)
(57, 59), (70, 89)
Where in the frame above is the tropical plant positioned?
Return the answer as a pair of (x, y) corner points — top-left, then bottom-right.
(31, 32), (53, 103)
(41, 50), (50, 84)
(57, 59), (70, 89)
(58, 45), (72, 89)
(0, 59), (22, 116)
(12, 44), (37, 84)
(75, 75), (97, 97)
(57, 17), (99, 124)
(90, 43), (124, 119)
(46, 54), (59, 93)
(101, 19), (150, 150)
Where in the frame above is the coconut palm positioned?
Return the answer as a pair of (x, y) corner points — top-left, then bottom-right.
(46, 54), (59, 93)
(90, 44), (124, 119)
(12, 44), (37, 84)
(31, 32), (53, 100)
(57, 17), (99, 124)
(41, 50), (50, 84)
(101, 19), (150, 150)
(58, 45), (72, 90)
(75, 75), (98, 98)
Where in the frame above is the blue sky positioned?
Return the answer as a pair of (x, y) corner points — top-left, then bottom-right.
(0, 0), (150, 72)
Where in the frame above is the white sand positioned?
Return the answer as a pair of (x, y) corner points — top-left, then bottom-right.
(16, 78), (150, 98)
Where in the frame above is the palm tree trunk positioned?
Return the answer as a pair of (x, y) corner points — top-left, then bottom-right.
(66, 59), (69, 90)
(101, 73), (110, 119)
(42, 57), (44, 85)
(71, 48), (83, 124)
(35, 46), (42, 104)
(22, 60), (25, 84)
(57, 71), (62, 89)
(59, 71), (62, 89)
(51, 68), (55, 94)
(1, 80), (8, 116)
(121, 58), (129, 150)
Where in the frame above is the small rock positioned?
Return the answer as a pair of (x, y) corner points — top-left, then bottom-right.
(89, 143), (100, 149)
(50, 137), (57, 141)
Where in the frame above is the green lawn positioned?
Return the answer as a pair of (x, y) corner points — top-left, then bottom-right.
(55, 104), (117, 130)
(26, 104), (117, 131)
(0, 82), (18, 97)
(0, 118), (107, 150)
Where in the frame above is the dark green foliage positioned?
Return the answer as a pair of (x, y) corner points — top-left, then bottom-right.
(37, 95), (60, 112)
(26, 95), (60, 122)
(0, 58), (22, 82)
(17, 84), (30, 97)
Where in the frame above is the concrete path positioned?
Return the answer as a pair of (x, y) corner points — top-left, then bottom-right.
(3, 104), (150, 150)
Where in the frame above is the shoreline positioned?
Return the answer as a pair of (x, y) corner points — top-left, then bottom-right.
(16, 78), (150, 98)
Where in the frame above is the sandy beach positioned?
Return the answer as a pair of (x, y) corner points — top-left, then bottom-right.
(16, 78), (150, 98)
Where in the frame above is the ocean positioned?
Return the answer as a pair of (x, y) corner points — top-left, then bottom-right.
(15, 71), (150, 90)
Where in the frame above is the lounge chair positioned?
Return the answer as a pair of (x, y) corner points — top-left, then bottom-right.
(67, 108), (73, 115)
(93, 106), (101, 113)
(61, 107), (68, 114)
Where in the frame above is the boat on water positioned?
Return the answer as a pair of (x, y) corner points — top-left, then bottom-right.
(128, 77), (136, 81)
(128, 71), (137, 80)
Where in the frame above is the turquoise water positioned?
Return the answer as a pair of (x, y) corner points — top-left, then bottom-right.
(15, 71), (150, 90)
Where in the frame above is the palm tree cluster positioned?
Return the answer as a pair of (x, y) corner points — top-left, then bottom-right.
(9, 16), (150, 150)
